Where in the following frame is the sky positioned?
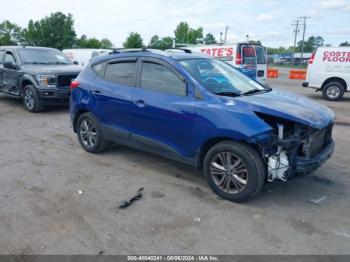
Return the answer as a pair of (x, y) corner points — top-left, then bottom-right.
(1, 0), (350, 48)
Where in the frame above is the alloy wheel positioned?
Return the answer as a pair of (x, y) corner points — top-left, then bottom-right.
(210, 152), (248, 194)
(24, 89), (35, 110)
(80, 119), (98, 147)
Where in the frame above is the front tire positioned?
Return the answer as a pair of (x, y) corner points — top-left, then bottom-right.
(203, 141), (265, 202)
(22, 85), (44, 112)
(322, 82), (345, 101)
(77, 112), (109, 153)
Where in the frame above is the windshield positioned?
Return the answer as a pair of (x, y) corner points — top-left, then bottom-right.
(179, 58), (268, 95)
(18, 49), (72, 65)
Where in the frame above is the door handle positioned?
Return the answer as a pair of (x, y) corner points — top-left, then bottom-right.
(91, 90), (101, 95)
(134, 99), (146, 107)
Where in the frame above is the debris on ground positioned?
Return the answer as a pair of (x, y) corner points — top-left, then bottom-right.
(309, 196), (327, 205)
(334, 230), (350, 238)
(77, 190), (84, 195)
(118, 187), (144, 209)
(193, 217), (201, 223)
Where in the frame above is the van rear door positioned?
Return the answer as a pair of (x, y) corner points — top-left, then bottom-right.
(237, 44), (267, 83)
(255, 45), (267, 83)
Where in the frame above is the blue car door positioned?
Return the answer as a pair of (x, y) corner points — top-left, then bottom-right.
(130, 58), (197, 160)
(91, 58), (137, 140)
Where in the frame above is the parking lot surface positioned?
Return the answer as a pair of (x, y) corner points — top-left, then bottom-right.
(0, 75), (349, 254)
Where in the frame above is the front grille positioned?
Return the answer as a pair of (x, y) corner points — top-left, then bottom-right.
(305, 124), (333, 158)
(57, 74), (78, 88)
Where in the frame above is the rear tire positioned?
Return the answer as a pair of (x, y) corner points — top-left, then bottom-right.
(322, 82), (345, 101)
(77, 112), (109, 153)
(22, 85), (44, 112)
(203, 141), (265, 202)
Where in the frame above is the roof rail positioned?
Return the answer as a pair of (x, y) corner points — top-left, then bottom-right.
(109, 47), (148, 54)
(165, 48), (193, 54)
(108, 48), (171, 56)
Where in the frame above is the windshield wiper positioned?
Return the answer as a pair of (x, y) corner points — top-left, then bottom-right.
(215, 91), (241, 97)
(242, 89), (269, 96)
(50, 62), (69, 65)
(26, 62), (50, 65)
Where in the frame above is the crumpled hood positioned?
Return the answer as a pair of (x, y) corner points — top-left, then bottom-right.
(21, 64), (82, 75)
(234, 89), (335, 129)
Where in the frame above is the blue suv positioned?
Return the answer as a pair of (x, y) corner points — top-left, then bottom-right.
(70, 49), (335, 202)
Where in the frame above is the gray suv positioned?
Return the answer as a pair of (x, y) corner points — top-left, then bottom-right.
(0, 46), (81, 112)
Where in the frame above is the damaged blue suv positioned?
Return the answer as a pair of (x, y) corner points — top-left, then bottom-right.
(70, 49), (335, 202)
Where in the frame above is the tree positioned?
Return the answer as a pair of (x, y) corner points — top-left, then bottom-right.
(266, 46), (293, 55)
(123, 32), (143, 48)
(148, 35), (173, 50)
(297, 36), (324, 52)
(148, 35), (160, 48)
(0, 20), (22, 45)
(22, 12), (76, 49)
(174, 22), (189, 44)
(75, 35), (113, 49)
(187, 27), (203, 44)
(204, 33), (217, 44)
(100, 38), (113, 49)
(340, 41), (350, 47)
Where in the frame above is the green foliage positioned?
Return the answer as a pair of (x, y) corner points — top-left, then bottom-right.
(296, 36), (324, 52)
(266, 46), (293, 55)
(75, 35), (113, 49)
(21, 12), (76, 50)
(204, 33), (217, 44)
(187, 27), (203, 44)
(339, 41), (350, 47)
(1, 13), (114, 50)
(0, 20), (22, 45)
(174, 22), (190, 44)
(174, 22), (203, 44)
(123, 32), (143, 48)
(100, 38), (114, 49)
(148, 35), (173, 50)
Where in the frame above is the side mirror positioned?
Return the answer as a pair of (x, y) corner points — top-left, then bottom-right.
(3, 61), (18, 70)
(73, 61), (79, 65)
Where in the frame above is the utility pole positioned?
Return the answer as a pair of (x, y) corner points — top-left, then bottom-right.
(291, 19), (299, 66)
(224, 26), (229, 44)
(299, 16), (311, 66)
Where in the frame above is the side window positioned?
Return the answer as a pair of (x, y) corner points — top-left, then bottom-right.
(141, 62), (186, 96)
(104, 61), (137, 87)
(92, 62), (106, 78)
(0, 50), (5, 64)
(255, 46), (266, 64)
(4, 52), (16, 64)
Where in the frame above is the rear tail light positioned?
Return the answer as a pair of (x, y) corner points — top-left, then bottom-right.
(70, 80), (80, 90)
(309, 50), (316, 64)
(236, 52), (242, 65)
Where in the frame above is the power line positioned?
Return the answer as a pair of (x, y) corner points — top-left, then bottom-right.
(299, 16), (311, 66)
(291, 19), (300, 65)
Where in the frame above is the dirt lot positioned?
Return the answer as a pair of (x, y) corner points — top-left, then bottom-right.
(0, 75), (349, 255)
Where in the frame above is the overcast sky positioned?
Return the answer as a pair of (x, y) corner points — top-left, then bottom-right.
(1, 0), (350, 48)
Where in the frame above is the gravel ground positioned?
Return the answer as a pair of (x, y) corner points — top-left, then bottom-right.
(0, 75), (349, 255)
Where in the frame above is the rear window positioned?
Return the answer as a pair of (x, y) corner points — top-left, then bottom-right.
(242, 46), (256, 65)
(255, 46), (266, 64)
(104, 61), (137, 87)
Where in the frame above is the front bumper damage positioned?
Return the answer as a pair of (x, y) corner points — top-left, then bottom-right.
(295, 139), (334, 173)
(252, 116), (334, 182)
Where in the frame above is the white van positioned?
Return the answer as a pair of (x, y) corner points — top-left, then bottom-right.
(62, 49), (110, 67)
(186, 43), (268, 83)
(303, 47), (350, 101)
